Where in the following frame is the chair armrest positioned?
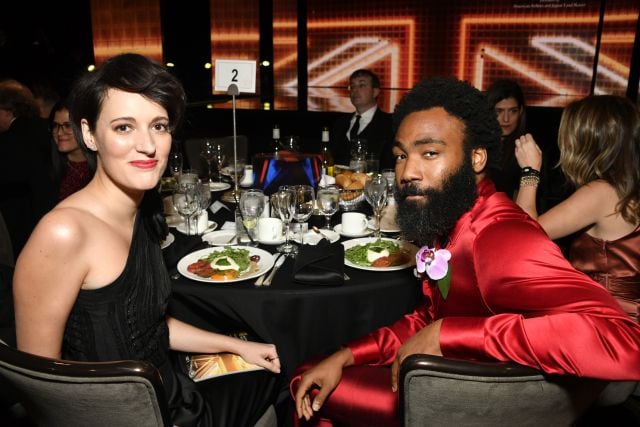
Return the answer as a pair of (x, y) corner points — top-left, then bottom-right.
(400, 353), (541, 379)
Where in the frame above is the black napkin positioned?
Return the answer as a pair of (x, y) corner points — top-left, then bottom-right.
(293, 239), (344, 286)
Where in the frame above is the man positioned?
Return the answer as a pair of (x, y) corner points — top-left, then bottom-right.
(330, 69), (394, 170)
(293, 77), (640, 426)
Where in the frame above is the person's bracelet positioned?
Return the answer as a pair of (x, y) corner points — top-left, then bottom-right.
(520, 166), (540, 187)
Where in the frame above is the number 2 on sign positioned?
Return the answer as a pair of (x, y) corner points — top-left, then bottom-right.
(231, 69), (238, 82)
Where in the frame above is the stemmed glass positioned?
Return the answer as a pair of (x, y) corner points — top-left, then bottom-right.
(172, 183), (199, 235)
(191, 181), (212, 234)
(316, 185), (340, 230)
(168, 148), (183, 178)
(200, 140), (218, 184)
(290, 185), (315, 244)
(365, 174), (388, 238)
(272, 187), (297, 255)
(238, 189), (265, 246)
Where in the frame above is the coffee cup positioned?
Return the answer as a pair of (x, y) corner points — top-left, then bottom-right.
(341, 212), (368, 235)
(257, 217), (284, 242)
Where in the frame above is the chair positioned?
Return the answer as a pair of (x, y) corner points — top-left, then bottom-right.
(399, 354), (632, 427)
(0, 342), (170, 427)
(183, 135), (249, 177)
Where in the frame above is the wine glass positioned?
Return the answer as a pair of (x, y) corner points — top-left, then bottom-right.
(172, 183), (199, 235)
(200, 140), (218, 184)
(272, 187), (297, 255)
(191, 181), (212, 234)
(316, 185), (340, 230)
(238, 189), (265, 246)
(290, 185), (315, 244)
(168, 149), (183, 178)
(365, 174), (388, 238)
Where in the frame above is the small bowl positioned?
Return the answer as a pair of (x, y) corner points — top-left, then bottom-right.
(339, 188), (365, 211)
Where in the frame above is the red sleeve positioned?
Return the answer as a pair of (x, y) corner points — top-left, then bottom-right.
(440, 219), (640, 380)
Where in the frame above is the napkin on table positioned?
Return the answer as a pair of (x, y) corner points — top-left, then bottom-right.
(293, 239), (344, 286)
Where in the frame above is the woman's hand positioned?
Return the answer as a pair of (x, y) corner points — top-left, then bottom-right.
(515, 133), (542, 171)
(237, 341), (281, 374)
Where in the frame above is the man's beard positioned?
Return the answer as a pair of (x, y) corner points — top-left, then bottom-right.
(394, 157), (478, 247)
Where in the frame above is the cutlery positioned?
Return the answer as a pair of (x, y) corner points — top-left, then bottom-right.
(263, 255), (286, 286)
(311, 225), (329, 241)
(255, 253), (282, 286)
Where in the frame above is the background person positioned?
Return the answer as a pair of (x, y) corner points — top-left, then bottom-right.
(515, 95), (640, 322)
(13, 53), (281, 426)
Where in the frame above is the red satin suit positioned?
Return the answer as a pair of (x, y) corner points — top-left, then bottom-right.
(292, 179), (640, 427)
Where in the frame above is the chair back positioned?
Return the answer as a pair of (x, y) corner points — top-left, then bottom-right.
(184, 135), (249, 177)
(400, 354), (609, 427)
(0, 342), (170, 427)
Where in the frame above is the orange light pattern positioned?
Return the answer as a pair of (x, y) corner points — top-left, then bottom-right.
(91, 0), (163, 65)
(273, 0), (298, 110)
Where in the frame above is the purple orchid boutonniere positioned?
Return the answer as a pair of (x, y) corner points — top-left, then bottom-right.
(415, 247), (452, 299)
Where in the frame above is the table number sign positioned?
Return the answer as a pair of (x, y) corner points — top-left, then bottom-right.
(214, 59), (256, 93)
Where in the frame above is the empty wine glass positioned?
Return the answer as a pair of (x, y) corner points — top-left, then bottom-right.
(290, 185), (315, 244)
(273, 187), (297, 255)
(316, 185), (340, 230)
(168, 149), (183, 178)
(238, 189), (265, 246)
(365, 174), (388, 238)
(200, 140), (218, 184)
(190, 181), (212, 234)
(172, 183), (198, 235)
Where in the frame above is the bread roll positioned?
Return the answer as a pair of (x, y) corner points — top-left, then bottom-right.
(335, 174), (352, 188)
(351, 172), (368, 186)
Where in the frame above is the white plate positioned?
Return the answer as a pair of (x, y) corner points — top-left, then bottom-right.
(368, 219), (401, 234)
(209, 182), (231, 192)
(177, 247), (275, 283)
(202, 230), (238, 246)
(292, 230), (340, 245)
(257, 236), (286, 245)
(176, 220), (218, 235)
(342, 237), (418, 271)
(161, 232), (175, 249)
(334, 224), (373, 238)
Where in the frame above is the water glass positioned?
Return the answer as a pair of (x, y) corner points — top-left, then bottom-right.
(365, 174), (388, 237)
(238, 189), (265, 246)
(290, 185), (315, 244)
(316, 185), (340, 229)
(272, 187), (297, 255)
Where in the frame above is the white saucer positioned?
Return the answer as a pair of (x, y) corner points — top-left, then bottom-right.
(257, 236), (286, 245)
(160, 232), (175, 249)
(209, 182), (231, 192)
(202, 230), (238, 246)
(333, 224), (373, 238)
(368, 219), (401, 234)
(292, 229), (340, 245)
(177, 220), (217, 235)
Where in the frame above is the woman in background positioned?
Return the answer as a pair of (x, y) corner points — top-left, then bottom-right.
(49, 99), (93, 201)
(14, 53), (281, 426)
(515, 95), (640, 322)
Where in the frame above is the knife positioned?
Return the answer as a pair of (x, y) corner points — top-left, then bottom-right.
(263, 255), (286, 286)
(255, 253), (281, 286)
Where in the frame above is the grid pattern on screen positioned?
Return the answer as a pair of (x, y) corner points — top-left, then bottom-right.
(91, 0), (163, 65)
(210, 0), (261, 109)
(274, 0), (298, 110)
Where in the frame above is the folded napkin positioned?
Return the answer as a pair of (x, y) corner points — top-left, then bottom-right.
(293, 239), (344, 286)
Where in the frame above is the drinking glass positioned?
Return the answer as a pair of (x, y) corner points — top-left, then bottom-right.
(172, 183), (198, 234)
(200, 140), (218, 184)
(365, 174), (388, 237)
(168, 150), (183, 178)
(290, 185), (315, 244)
(191, 181), (212, 234)
(316, 185), (340, 230)
(349, 138), (367, 172)
(272, 187), (297, 255)
(238, 189), (265, 246)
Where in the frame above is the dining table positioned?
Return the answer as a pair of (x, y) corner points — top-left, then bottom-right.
(163, 183), (424, 380)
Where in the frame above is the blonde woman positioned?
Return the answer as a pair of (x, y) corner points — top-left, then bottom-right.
(515, 95), (640, 321)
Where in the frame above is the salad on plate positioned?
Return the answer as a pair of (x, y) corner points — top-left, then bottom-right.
(187, 247), (260, 280)
(344, 238), (411, 268)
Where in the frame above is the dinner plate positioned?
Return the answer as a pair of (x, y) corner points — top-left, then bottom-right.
(209, 182), (231, 192)
(292, 230), (340, 245)
(342, 237), (418, 272)
(176, 220), (218, 235)
(202, 230), (238, 246)
(160, 232), (175, 249)
(177, 247), (275, 283)
(333, 224), (373, 238)
(367, 219), (401, 234)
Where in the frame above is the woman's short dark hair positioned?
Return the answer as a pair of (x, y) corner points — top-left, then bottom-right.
(68, 53), (186, 166)
(393, 76), (502, 172)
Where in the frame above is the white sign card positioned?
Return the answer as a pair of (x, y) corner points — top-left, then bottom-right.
(214, 60), (257, 93)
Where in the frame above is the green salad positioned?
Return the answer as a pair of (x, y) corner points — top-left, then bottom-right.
(345, 239), (403, 267)
(199, 247), (251, 272)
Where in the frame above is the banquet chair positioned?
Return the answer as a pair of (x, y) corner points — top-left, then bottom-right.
(399, 354), (633, 427)
(184, 135), (249, 177)
(0, 341), (170, 427)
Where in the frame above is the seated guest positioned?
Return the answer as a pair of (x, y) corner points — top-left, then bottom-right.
(515, 95), (640, 322)
(14, 53), (281, 426)
(330, 69), (394, 170)
(292, 77), (640, 426)
(49, 99), (93, 201)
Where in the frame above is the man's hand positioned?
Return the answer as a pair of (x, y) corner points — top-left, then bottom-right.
(390, 319), (443, 392)
(294, 348), (354, 421)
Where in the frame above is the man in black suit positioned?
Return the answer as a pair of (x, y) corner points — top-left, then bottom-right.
(330, 69), (394, 170)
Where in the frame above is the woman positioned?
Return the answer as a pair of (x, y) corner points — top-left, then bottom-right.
(486, 79), (527, 198)
(14, 53), (281, 426)
(49, 99), (93, 201)
(515, 95), (640, 322)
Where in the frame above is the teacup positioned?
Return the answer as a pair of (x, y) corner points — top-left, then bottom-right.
(341, 212), (368, 235)
(257, 217), (284, 242)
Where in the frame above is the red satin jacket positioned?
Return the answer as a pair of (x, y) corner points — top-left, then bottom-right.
(348, 179), (640, 380)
